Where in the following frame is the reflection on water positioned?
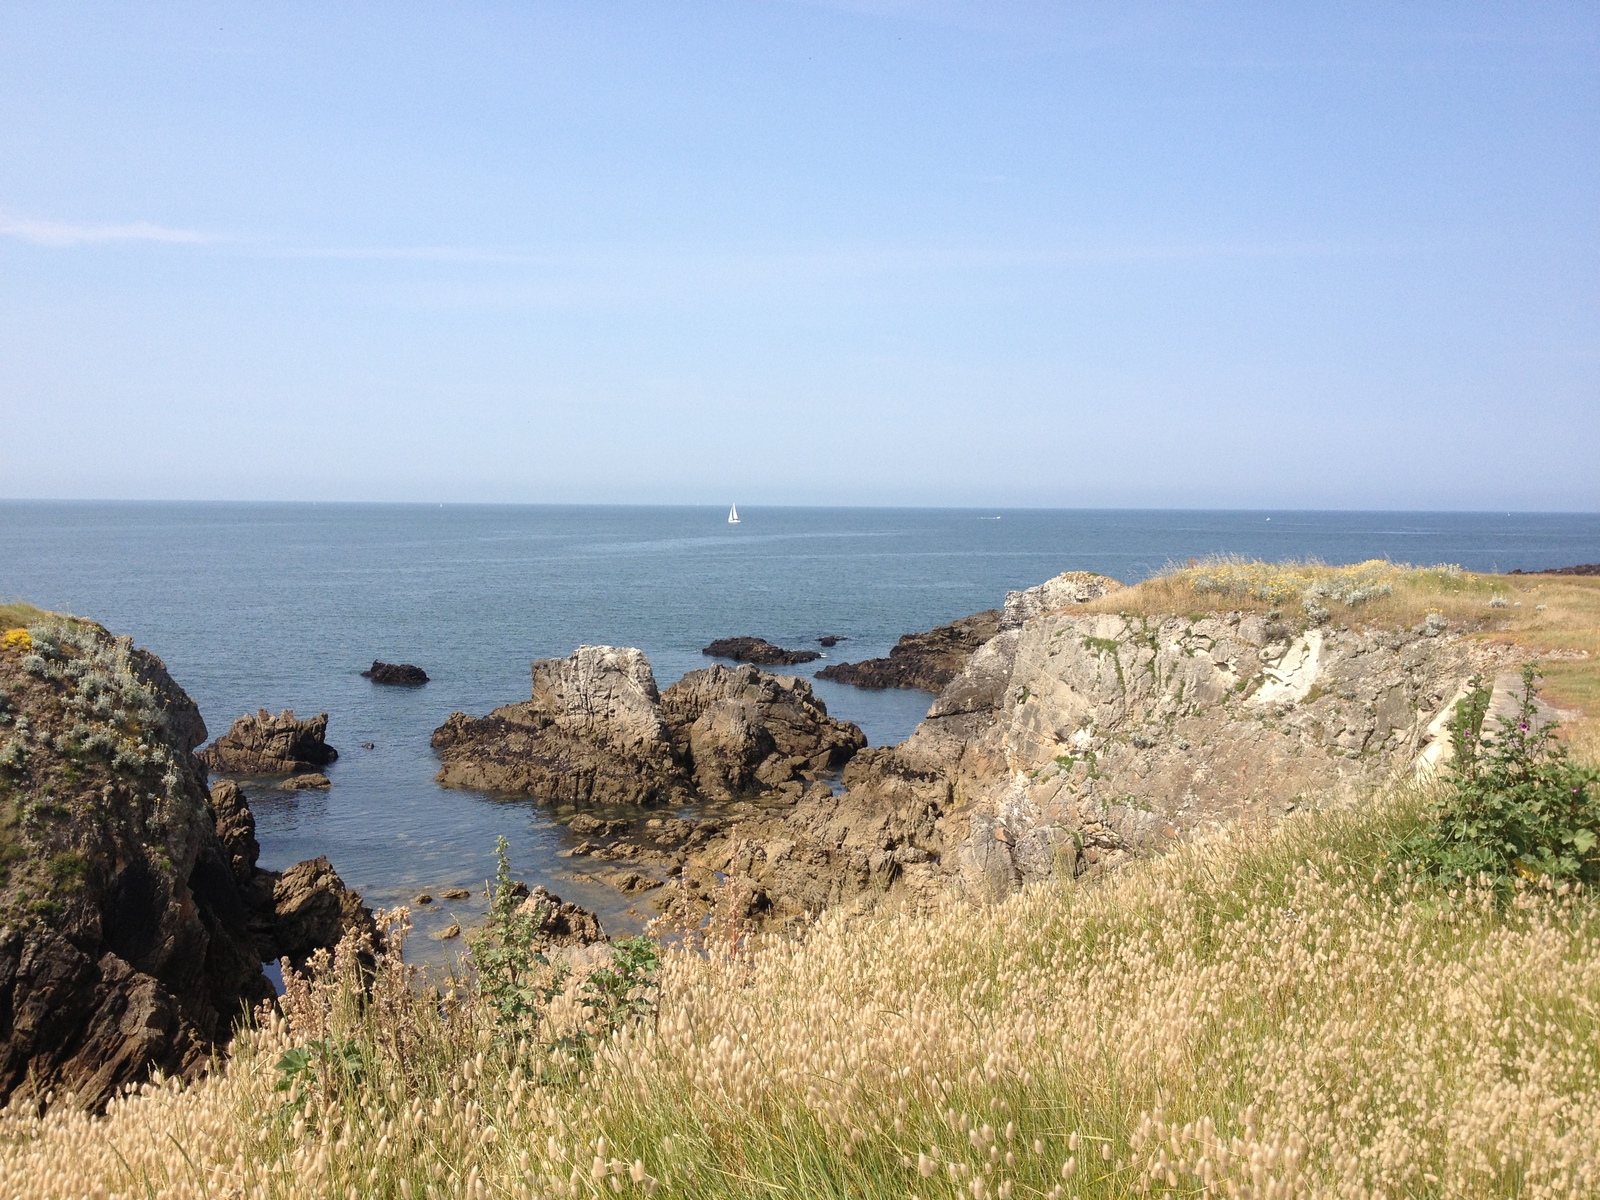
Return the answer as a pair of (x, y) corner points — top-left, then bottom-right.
(2, 503), (1596, 967)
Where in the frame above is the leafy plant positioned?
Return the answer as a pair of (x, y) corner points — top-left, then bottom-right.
(274, 1037), (365, 1105)
(468, 836), (567, 1029)
(582, 935), (661, 1037)
(1404, 665), (1600, 889)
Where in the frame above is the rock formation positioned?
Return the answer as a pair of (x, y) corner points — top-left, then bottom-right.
(433, 648), (865, 810)
(779, 598), (1480, 915)
(0, 616), (371, 1112)
(660, 664), (866, 800)
(362, 661), (429, 686)
(517, 886), (607, 949)
(199, 709), (338, 775)
(623, 571), (1490, 929)
(816, 610), (1004, 692)
(702, 637), (821, 666)
(432, 646), (689, 806)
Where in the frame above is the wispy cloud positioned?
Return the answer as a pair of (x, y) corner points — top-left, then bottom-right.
(0, 210), (217, 247)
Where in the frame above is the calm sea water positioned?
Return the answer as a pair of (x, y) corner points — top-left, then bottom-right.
(2, 503), (1596, 959)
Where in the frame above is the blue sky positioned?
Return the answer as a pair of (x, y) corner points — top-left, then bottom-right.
(1, 2), (1595, 508)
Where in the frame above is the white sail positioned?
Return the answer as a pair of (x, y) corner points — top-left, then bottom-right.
(727, 504), (740, 524)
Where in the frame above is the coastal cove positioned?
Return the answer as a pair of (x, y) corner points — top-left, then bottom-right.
(3, 502), (1597, 960)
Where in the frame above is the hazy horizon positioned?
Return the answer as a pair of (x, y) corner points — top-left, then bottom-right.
(2, 4), (1596, 510)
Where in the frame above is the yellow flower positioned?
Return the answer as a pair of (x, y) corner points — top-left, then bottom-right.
(1, 629), (31, 652)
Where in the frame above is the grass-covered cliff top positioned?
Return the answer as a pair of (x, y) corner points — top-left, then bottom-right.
(1082, 557), (1600, 754)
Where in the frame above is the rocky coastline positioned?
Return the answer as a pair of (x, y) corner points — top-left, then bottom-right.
(428, 568), (1493, 933)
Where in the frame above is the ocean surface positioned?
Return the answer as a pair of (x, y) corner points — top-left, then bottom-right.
(3, 503), (1597, 962)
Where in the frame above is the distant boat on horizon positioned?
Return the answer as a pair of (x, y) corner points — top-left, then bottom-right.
(727, 504), (740, 524)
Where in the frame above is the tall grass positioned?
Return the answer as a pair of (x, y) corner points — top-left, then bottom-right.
(1, 784), (1597, 1199)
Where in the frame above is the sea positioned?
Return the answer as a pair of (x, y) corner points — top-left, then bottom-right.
(2, 503), (1596, 963)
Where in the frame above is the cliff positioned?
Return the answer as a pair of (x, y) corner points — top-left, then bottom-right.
(0, 613), (371, 1111)
(671, 567), (1497, 921)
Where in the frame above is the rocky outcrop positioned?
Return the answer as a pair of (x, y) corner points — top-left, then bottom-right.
(0, 616), (373, 1112)
(362, 661), (429, 686)
(822, 605), (1481, 912)
(199, 709), (338, 775)
(659, 664), (866, 800)
(434, 650), (865, 808)
(432, 646), (689, 806)
(999, 570), (1124, 628)
(702, 637), (821, 667)
(816, 610), (1004, 692)
(517, 886), (606, 949)
(263, 857), (378, 968)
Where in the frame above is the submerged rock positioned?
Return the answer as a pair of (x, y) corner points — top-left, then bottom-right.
(279, 772), (331, 791)
(702, 637), (821, 666)
(362, 661), (429, 686)
(199, 709), (338, 776)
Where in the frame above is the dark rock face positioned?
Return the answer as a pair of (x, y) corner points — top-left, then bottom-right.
(816, 635), (846, 647)
(264, 857), (379, 968)
(362, 661), (429, 686)
(1509, 564), (1600, 576)
(432, 648), (865, 808)
(199, 709), (338, 775)
(702, 637), (821, 666)
(0, 617), (373, 1113)
(816, 609), (1003, 692)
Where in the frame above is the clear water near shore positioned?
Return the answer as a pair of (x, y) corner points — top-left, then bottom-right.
(2, 502), (1596, 962)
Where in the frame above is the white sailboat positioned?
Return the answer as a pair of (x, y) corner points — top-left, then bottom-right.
(727, 504), (740, 524)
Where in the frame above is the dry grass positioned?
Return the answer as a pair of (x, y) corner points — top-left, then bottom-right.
(1083, 559), (1600, 757)
(1, 787), (1597, 1200)
(0, 602), (52, 632)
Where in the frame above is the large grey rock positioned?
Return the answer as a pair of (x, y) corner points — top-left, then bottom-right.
(660, 664), (865, 800)
(433, 646), (689, 806)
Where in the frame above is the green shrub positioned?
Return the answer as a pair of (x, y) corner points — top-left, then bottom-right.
(1404, 665), (1600, 888)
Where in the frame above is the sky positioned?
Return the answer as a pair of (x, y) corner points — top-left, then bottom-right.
(0, 2), (1596, 509)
